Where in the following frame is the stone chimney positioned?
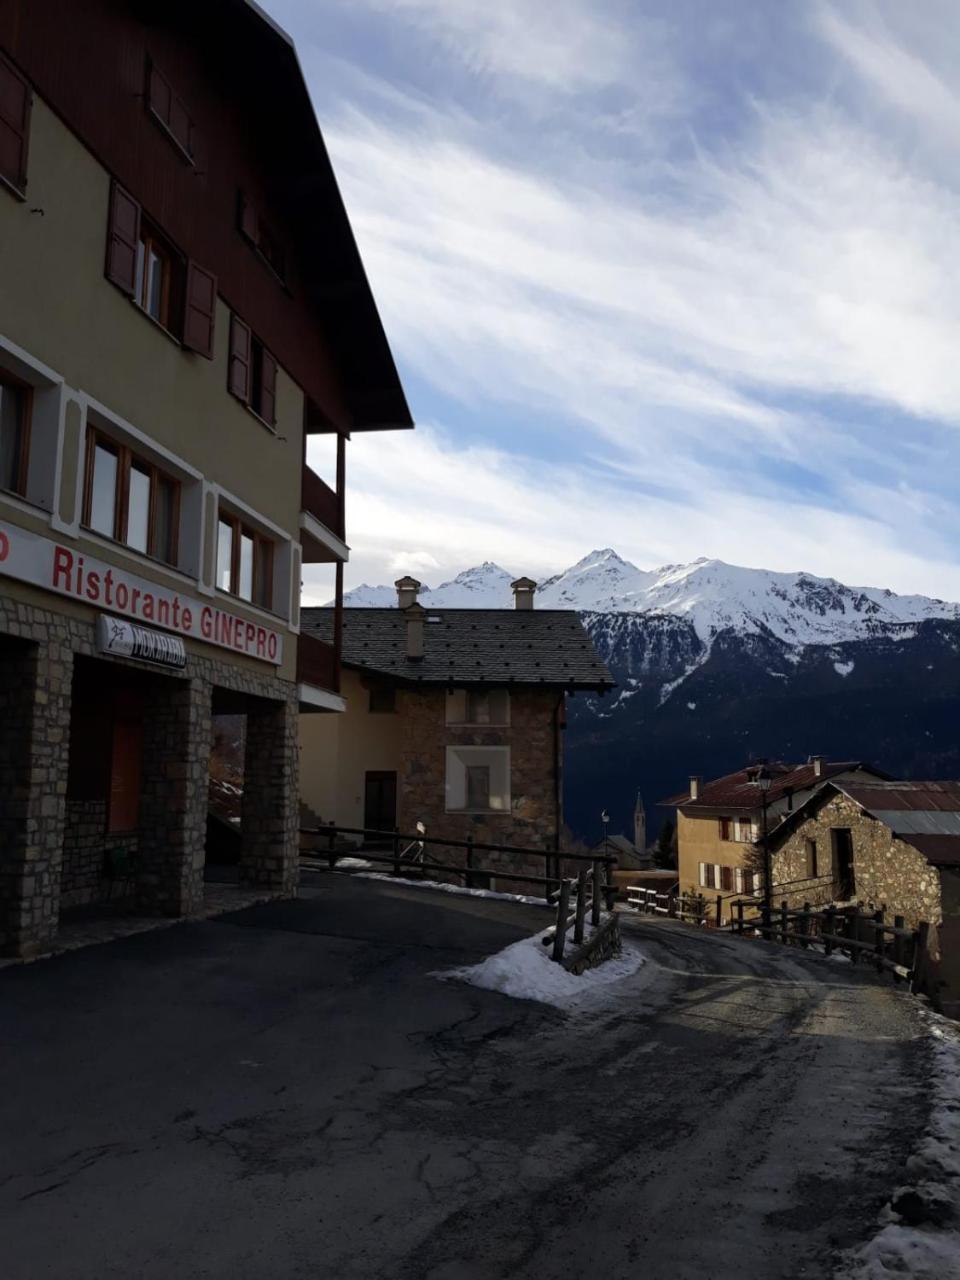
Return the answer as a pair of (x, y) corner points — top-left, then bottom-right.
(811, 755), (825, 778)
(511, 576), (537, 610)
(395, 576), (421, 609)
(405, 601), (425, 661)
(689, 776), (702, 801)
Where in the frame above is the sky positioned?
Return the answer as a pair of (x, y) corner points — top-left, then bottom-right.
(262, 0), (960, 604)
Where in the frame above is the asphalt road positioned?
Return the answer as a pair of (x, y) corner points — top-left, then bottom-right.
(1, 875), (929, 1280)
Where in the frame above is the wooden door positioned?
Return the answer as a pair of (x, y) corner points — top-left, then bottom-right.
(364, 771), (397, 834)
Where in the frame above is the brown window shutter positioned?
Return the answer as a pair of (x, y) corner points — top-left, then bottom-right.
(0, 55), (32, 193)
(239, 193), (258, 243)
(260, 348), (277, 425)
(182, 261), (217, 358)
(228, 314), (251, 402)
(108, 713), (143, 833)
(105, 182), (141, 295)
(147, 61), (172, 129)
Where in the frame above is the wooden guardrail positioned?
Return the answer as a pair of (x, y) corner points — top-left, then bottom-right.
(300, 822), (618, 907)
(543, 861), (607, 963)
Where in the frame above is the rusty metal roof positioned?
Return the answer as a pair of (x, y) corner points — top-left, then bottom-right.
(661, 761), (887, 811)
(842, 782), (960, 813)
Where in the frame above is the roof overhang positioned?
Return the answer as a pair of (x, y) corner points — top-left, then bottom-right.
(300, 513), (349, 564)
(299, 683), (347, 714)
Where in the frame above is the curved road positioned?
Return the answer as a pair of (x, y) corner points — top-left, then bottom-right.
(1, 878), (930, 1280)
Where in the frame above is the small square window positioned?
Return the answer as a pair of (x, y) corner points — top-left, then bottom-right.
(369, 686), (396, 714)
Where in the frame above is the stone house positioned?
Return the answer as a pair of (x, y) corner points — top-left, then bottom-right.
(298, 577), (613, 885)
(766, 781), (960, 1018)
(0, 1), (411, 956)
(665, 758), (889, 920)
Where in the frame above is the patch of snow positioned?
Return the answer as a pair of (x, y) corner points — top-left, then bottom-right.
(767, 670), (788, 680)
(834, 660), (855, 677)
(355, 872), (550, 907)
(439, 927), (647, 1009)
(686, 701), (697, 710)
(840, 1011), (960, 1278)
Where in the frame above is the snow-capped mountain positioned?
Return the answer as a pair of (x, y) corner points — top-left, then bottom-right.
(339, 549), (960, 844)
(344, 548), (960, 644)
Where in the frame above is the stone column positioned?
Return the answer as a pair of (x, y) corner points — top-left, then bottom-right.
(241, 693), (298, 894)
(138, 675), (211, 916)
(0, 638), (73, 957)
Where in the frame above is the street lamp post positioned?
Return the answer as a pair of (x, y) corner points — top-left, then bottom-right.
(749, 765), (773, 935)
(600, 809), (610, 857)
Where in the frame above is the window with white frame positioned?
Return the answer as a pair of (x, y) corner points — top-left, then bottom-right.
(445, 746), (510, 813)
(734, 815), (758, 842)
(446, 688), (510, 726)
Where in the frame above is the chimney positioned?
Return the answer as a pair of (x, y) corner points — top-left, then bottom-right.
(395, 575), (422, 609)
(511, 576), (537, 610)
(689, 776), (701, 801)
(405, 601), (425, 661)
(812, 755), (825, 778)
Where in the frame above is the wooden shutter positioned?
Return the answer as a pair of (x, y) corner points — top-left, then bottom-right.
(260, 348), (277, 425)
(147, 61), (172, 129)
(182, 261), (217, 358)
(105, 182), (141, 295)
(0, 55), (32, 193)
(239, 193), (258, 243)
(228, 314), (251, 401)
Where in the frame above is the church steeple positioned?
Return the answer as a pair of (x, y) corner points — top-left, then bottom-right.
(633, 791), (646, 853)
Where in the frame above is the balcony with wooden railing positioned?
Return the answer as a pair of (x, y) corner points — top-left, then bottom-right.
(300, 464), (346, 563)
(297, 629), (340, 697)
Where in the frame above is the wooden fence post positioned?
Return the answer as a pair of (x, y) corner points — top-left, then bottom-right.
(465, 835), (474, 890)
(553, 880), (571, 963)
(392, 826), (401, 877)
(893, 915), (905, 970)
(911, 921), (931, 994)
(780, 899), (789, 945)
(823, 905), (835, 955)
(591, 860), (603, 928)
(736, 898), (744, 936)
(715, 895), (723, 929)
(761, 903), (771, 941)
(574, 865), (589, 944)
(873, 908), (885, 972)
(800, 902), (811, 949)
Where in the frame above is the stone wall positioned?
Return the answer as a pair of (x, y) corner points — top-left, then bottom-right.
(396, 687), (562, 887)
(771, 791), (942, 928)
(0, 592), (299, 956)
(59, 799), (139, 911)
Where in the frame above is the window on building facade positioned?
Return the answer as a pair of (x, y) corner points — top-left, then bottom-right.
(0, 372), (31, 496)
(445, 746), (510, 813)
(216, 510), (274, 608)
(734, 816), (757, 842)
(735, 867), (758, 896)
(227, 314), (277, 427)
(805, 837), (818, 879)
(368, 685), (396, 714)
(238, 192), (287, 283)
(83, 430), (180, 564)
(105, 182), (216, 358)
(0, 55), (32, 196)
(146, 58), (198, 165)
(446, 689), (510, 726)
(719, 816), (732, 840)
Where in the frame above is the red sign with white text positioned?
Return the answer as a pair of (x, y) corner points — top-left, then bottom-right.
(0, 521), (283, 664)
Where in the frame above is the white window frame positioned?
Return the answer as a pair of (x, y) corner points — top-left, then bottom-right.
(445, 745), (511, 814)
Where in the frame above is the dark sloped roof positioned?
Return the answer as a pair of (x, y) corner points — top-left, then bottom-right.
(660, 761), (888, 811)
(300, 608), (614, 689)
(841, 781), (960, 813)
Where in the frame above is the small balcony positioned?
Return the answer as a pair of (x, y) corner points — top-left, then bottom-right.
(301, 465), (347, 563)
(297, 631), (344, 712)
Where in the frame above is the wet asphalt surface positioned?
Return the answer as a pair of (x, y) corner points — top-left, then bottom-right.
(1, 874), (929, 1279)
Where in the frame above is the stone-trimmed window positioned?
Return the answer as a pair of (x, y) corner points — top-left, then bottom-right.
(0, 368), (31, 497)
(82, 427), (181, 566)
(445, 746), (510, 814)
(216, 508), (274, 610)
(445, 688), (510, 726)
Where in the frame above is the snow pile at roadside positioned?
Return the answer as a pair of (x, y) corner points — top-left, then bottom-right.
(357, 872), (549, 907)
(840, 1011), (960, 1279)
(439, 927), (647, 1009)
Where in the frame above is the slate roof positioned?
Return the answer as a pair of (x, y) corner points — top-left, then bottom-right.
(660, 761), (889, 811)
(766, 781), (960, 867)
(300, 608), (614, 690)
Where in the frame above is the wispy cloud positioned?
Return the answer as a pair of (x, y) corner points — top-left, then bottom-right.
(272, 0), (960, 600)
